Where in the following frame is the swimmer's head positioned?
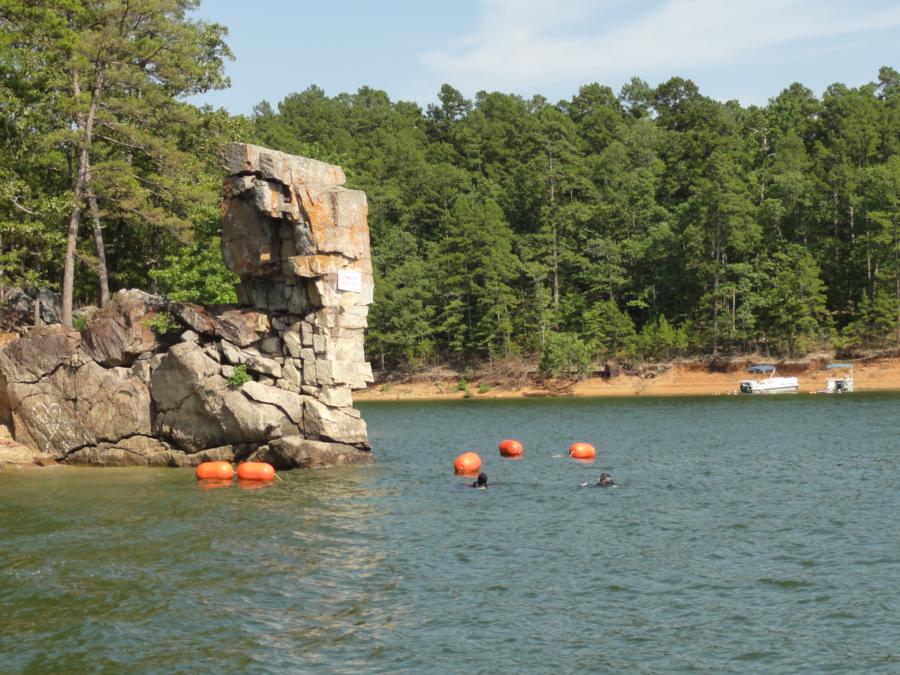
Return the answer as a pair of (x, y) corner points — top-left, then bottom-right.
(475, 472), (487, 487)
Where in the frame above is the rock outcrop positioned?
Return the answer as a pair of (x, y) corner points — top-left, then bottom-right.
(0, 423), (55, 470)
(0, 144), (374, 469)
(0, 287), (63, 329)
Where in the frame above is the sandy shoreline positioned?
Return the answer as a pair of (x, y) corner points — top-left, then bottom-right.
(354, 358), (900, 401)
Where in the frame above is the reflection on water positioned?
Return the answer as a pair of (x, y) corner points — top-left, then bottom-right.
(1, 393), (899, 673)
(196, 478), (233, 491)
(234, 479), (275, 491)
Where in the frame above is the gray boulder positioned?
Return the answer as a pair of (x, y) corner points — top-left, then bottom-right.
(213, 309), (272, 347)
(0, 287), (62, 326)
(0, 326), (154, 459)
(81, 289), (168, 366)
(302, 396), (368, 446)
(0, 430), (52, 469)
(222, 142), (346, 187)
(250, 436), (372, 469)
(150, 341), (299, 452)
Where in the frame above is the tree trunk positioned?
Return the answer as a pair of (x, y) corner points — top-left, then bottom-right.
(62, 70), (104, 326)
(711, 209), (722, 355)
(607, 250), (614, 301)
(552, 220), (559, 312)
(85, 157), (109, 306)
(895, 217), (899, 345)
(712, 268), (720, 354)
(548, 149), (559, 312)
(732, 290), (736, 334)
(61, 150), (88, 327)
(537, 278), (547, 347)
(832, 190), (840, 266)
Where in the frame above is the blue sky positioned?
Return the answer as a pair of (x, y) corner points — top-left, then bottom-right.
(190, 0), (900, 115)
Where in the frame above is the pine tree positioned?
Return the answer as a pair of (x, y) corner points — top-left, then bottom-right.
(0, 0), (231, 324)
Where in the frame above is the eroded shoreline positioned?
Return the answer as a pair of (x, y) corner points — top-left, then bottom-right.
(355, 358), (900, 401)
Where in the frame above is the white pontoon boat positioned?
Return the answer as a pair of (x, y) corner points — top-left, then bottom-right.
(738, 364), (799, 394)
(817, 363), (854, 393)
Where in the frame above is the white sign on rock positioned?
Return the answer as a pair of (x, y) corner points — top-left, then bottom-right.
(337, 270), (362, 293)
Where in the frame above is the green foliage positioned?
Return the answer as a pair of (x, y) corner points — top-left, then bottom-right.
(454, 377), (473, 397)
(250, 71), (900, 364)
(435, 193), (520, 361)
(367, 251), (435, 370)
(1, 5), (897, 362)
(631, 315), (689, 361)
(227, 364), (251, 389)
(72, 314), (87, 331)
(757, 246), (832, 356)
(583, 300), (636, 357)
(149, 246), (239, 304)
(540, 331), (594, 378)
(149, 234), (239, 304)
(0, 0), (233, 309)
(478, 382), (492, 394)
(143, 312), (180, 336)
(841, 288), (900, 350)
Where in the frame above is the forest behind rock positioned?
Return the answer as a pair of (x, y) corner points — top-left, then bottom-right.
(2, 2), (898, 376)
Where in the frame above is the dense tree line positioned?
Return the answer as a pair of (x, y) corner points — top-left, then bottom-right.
(2, 5), (898, 372)
(253, 73), (900, 370)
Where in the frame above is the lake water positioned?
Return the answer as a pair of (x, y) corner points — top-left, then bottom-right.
(2, 393), (899, 673)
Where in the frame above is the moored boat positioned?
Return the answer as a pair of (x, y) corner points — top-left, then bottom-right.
(738, 364), (799, 394)
(816, 363), (854, 393)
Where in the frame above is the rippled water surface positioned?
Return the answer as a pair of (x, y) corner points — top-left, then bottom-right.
(2, 393), (900, 673)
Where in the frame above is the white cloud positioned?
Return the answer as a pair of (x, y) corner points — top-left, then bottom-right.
(421, 0), (900, 93)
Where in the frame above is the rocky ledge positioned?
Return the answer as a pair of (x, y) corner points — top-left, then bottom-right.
(0, 144), (375, 470)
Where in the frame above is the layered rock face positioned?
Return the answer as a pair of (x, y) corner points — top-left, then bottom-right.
(0, 144), (373, 469)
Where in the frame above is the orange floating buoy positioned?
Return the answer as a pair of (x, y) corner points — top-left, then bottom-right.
(196, 461), (234, 481)
(453, 451), (482, 476)
(236, 461), (276, 481)
(498, 439), (523, 458)
(568, 442), (596, 461)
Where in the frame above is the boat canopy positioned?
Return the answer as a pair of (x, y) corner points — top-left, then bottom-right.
(826, 363), (852, 369)
(747, 364), (776, 373)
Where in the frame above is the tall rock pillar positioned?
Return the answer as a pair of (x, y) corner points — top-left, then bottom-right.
(221, 143), (375, 465)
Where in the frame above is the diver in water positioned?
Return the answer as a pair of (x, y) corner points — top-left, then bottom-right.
(471, 472), (488, 489)
(580, 472), (615, 488)
(596, 472), (614, 486)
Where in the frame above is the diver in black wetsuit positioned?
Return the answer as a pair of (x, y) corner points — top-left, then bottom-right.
(471, 472), (488, 489)
(580, 472), (615, 488)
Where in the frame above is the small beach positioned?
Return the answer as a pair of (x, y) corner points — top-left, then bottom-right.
(355, 356), (900, 400)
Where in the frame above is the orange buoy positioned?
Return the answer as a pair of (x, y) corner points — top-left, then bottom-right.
(568, 442), (596, 461)
(196, 461), (234, 481)
(453, 451), (482, 476)
(498, 439), (523, 458)
(236, 461), (276, 481)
